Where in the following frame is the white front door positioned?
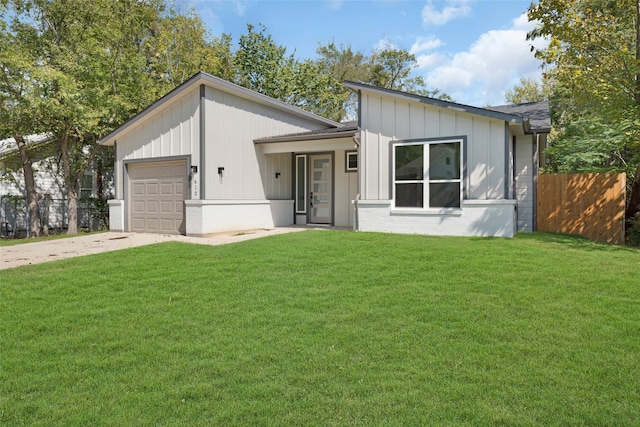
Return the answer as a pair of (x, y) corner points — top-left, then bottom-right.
(309, 154), (332, 224)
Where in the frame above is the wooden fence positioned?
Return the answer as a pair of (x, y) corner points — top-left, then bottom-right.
(537, 173), (626, 245)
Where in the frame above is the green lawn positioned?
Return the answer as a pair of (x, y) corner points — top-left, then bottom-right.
(1, 231), (639, 426)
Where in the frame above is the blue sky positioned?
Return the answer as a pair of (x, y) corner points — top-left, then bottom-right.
(189, 0), (548, 107)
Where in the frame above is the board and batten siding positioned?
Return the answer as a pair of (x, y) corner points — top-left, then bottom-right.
(113, 87), (200, 199)
(514, 134), (535, 231)
(359, 92), (508, 202)
(203, 86), (328, 201)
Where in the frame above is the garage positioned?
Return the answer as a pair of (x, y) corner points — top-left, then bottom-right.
(128, 160), (187, 234)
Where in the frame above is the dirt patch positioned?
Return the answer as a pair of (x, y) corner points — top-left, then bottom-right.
(1, 228), (305, 270)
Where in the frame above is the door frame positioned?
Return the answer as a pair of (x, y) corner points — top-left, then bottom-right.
(294, 152), (334, 225)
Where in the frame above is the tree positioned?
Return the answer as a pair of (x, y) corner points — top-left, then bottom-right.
(504, 76), (555, 104)
(3, 0), (229, 234)
(1, 3), (44, 237)
(528, 0), (640, 233)
(232, 25), (347, 121)
(234, 24), (296, 101)
(369, 46), (425, 92)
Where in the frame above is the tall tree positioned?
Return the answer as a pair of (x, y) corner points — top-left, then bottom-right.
(504, 76), (555, 104)
(1, 3), (43, 236)
(369, 46), (425, 92)
(234, 24), (296, 101)
(3, 0), (230, 234)
(528, 0), (640, 229)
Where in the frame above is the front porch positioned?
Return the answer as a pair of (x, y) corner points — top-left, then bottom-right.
(256, 123), (359, 229)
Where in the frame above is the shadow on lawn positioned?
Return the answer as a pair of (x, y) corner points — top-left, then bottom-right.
(513, 232), (640, 254)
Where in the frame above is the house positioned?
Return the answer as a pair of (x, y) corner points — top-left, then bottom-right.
(0, 134), (108, 234)
(99, 72), (550, 238)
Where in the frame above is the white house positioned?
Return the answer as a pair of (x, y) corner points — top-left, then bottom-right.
(99, 72), (550, 238)
(0, 134), (107, 234)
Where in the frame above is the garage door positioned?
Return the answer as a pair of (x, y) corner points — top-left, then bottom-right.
(128, 160), (187, 234)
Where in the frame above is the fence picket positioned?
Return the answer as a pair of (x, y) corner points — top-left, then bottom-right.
(537, 173), (626, 245)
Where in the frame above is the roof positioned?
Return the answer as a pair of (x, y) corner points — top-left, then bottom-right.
(99, 72), (341, 146)
(254, 121), (358, 144)
(0, 133), (54, 158)
(487, 100), (551, 132)
(343, 81), (527, 126)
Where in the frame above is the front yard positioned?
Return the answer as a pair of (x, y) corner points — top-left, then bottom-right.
(1, 231), (638, 425)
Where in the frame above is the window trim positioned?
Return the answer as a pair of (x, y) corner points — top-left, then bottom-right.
(390, 136), (466, 210)
(345, 150), (357, 172)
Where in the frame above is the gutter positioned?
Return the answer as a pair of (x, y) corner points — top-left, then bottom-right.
(352, 132), (361, 232)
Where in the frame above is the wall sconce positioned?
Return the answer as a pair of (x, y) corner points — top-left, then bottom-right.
(191, 165), (198, 173)
(218, 167), (224, 177)
(275, 172), (281, 179)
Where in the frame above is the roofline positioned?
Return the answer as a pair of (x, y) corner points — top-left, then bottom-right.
(99, 72), (340, 145)
(254, 128), (358, 144)
(343, 80), (525, 125)
(0, 133), (55, 158)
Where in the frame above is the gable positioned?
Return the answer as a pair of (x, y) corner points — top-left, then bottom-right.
(100, 72), (339, 146)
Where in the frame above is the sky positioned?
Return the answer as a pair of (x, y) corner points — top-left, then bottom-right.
(188, 0), (549, 107)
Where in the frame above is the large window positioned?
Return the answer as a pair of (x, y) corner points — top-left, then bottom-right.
(393, 139), (462, 209)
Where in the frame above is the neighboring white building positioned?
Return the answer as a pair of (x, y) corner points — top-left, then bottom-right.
(0, 135), (108, 234)
(99, 72), (550, 238)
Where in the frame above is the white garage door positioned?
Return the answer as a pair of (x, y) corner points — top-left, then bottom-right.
(128, 160), (187, 234)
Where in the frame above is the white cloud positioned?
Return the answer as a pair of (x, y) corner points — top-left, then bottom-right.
(423, 13), (549, 106)
(373, 38), (398, 52)
(234, 1), (248, 16)
(421, 0), (471, 26)
(415, 53), (444, 69)
(327, 0), (343, 10)
(409, 36), (442, 55)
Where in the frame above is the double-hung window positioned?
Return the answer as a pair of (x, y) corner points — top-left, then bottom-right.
(393, 138), (462, 209)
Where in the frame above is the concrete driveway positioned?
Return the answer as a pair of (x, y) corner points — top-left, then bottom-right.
(1, 228), (305, 270)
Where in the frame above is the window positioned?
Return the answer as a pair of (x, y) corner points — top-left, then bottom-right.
(295, 155), (307, 213)
(80, 173), (94, 200)
(393, 139), (462, 209)
(345, 151), (357, 172)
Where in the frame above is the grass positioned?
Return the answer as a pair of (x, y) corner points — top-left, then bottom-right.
(1, 231), (639, 426)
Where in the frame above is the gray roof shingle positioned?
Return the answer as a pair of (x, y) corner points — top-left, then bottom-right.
(488, 100), (551, 132)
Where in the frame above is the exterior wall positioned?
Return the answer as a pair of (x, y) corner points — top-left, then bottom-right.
(113, 87), (200, 200)
(356, 90), (515, 237)
(184, 199), (293, 236)
(111, 80), (332, 234)
(107, 199), (124, 232)
(262, 153), (292, 200)
(203, 86), (327, 201)
(334, 148), (358, 227)
(514, 134), (535, 231)
(357, 199), (516, 237)
(1, 154), (107, 232)
(359, 91), (508, 201)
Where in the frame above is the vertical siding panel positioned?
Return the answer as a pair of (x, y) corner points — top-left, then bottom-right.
(424, 108), (439, 137)
(439, 110), (456, 136)
(171, 99), (181, 156)
(486, 121), (504, 199)
(468, 117), (486, 199)
(409, 104), (422, 139)
(365, 94), (381, 200)
(394, 101), (410, 140)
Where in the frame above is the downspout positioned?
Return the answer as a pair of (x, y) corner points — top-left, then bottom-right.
(352, 132), (360, 232)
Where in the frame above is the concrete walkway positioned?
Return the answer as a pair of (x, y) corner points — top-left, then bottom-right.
(0, 228), (306, 270)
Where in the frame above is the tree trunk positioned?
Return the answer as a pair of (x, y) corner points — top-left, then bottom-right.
(636, 0), (640, 104)
(15, 134), (41, 237)
(626, 163), (640, 222)
(60, 133), (79, 235)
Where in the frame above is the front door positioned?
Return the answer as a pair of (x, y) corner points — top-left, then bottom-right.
(309, 154), (332, 224)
